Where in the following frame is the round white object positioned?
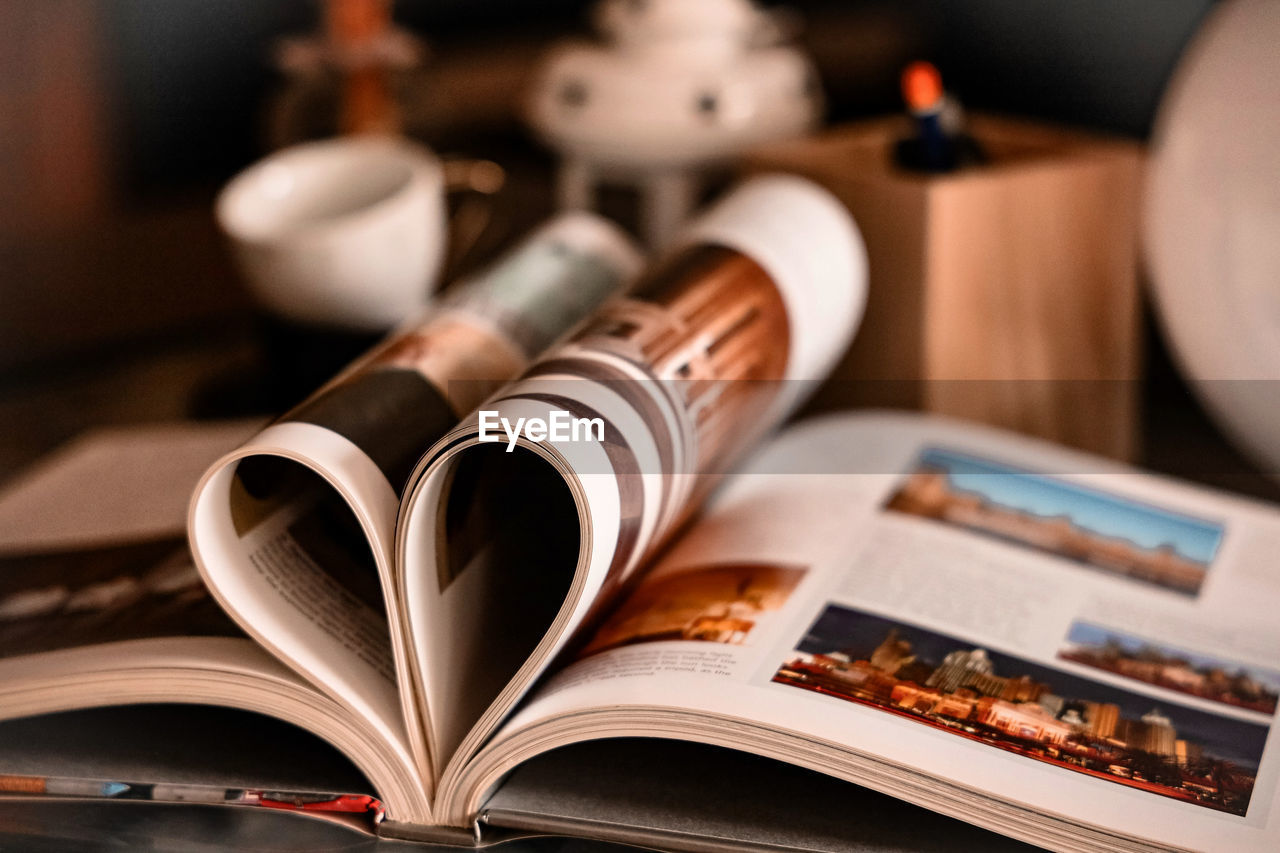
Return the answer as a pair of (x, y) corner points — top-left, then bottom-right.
(1144, 0), (1280, 474)
(527, 0), (821, 172)
(217, 136), (448, 330)
(595, 0), (761, 48)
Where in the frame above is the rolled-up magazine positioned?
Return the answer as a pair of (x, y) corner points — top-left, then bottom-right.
(395, 174), (868, 779)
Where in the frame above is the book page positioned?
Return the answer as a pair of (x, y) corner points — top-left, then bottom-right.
(401, 219), (859, 789)
(190, 421), (414, 779)
(0, 419), (261, 552)
(471, 412), (1280, 850)
(0, 420), (260, 659)
(0, 539), (242, 660)
(189, 216), (640, 791)
(0, 426), (431, 824)
(0, 632), (430, 824)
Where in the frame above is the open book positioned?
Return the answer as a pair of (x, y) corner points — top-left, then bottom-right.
(4, 177), (1280, 852)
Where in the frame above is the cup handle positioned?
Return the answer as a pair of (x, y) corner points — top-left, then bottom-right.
(438, 157), (507, 282)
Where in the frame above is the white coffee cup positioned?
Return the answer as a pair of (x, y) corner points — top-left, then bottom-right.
(217, 136), (451, 330)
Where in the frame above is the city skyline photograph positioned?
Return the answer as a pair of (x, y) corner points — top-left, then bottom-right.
(884, 447), (1224, 595)
(774, 604), (1270, 815)
(1060, 621), (1280, 716)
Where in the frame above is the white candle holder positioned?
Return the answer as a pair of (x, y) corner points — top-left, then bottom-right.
(527, 0), (823, 249)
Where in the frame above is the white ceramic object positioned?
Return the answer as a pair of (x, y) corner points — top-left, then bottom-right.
(527, 0), (822, 249)
(217, 136), (447, 330)
(1144, 0), (1280, 475)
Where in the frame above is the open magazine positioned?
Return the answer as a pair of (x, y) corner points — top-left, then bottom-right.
(2, 176), (1279, 852)
(0, 206), (645, 830)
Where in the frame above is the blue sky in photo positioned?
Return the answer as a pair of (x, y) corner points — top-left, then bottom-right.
(1066, 622), (1280, 694)
(919, 448), (1224, 564)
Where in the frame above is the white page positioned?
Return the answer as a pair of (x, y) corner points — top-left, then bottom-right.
(473, 412), (1280, 850)
(0, 420), (261, 552)
(190, 422), (418, 788)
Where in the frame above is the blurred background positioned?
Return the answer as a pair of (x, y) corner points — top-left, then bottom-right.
(6, 0), (1263, 495)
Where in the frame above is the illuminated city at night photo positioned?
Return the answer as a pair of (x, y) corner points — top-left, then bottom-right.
(773, 605), (1269, 815)
(884, 447), (1224, 595)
